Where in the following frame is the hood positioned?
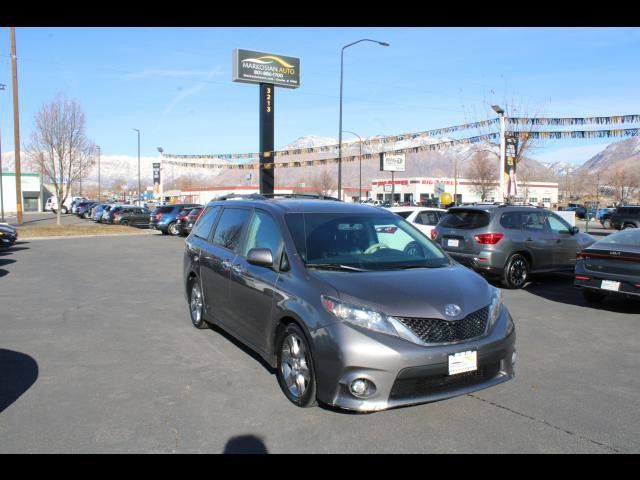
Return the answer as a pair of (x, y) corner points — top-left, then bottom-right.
(309, 264), (492, 320)
(0, 224), (16, 234)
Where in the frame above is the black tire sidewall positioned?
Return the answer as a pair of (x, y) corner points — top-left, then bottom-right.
(276, 324), (318, 408)
(188, 277), (208, 329)
(503, 253), (529, 289)
(168, 222), (180, 236)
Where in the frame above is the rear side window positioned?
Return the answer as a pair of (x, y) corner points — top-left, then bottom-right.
(416, 211), (439, 226)
(154, 206), (174, 214)
(500, 212), (522, 230)
(193, 206), (220, 240)
(395, 211), (413, 219)
(211, 208), (251, 252)
(439, 210), (490, 229)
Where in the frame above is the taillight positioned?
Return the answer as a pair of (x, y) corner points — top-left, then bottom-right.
(474, 233), (504, 245)
(155, 213), (162, 220)
(576, 252), (588, 260)
(430, 229), (438, 240)
(575, 275), (591, 281)
(196, 210), (203, 219)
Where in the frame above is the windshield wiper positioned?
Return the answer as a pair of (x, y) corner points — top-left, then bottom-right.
(306, 263), (370, 272)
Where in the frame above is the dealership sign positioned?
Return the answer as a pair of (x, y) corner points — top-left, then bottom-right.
(380, 152), (406, 172)
(233, 49), (300, 89)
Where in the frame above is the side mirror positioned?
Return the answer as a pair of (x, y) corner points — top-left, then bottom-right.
(247, 248), (274, 268)
(570, 226), (579, 235)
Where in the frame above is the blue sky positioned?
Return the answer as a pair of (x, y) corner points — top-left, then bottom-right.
(1, 27), (639, 164)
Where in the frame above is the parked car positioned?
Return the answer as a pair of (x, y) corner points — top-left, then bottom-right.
(0, 223), (17, 248)
(597, 208), (615, 227)
(175, 206), (201, 236)
(45, 196), (85, 214)
(75, 201), (97, 218)
(574, 228), (640, 303)
(431, 205), (596, 288)
(388, 206), (447, 238)
(91, 203), (113, 222)
(183, 195), (515, 412)
(183, 207), (203, 235)
(101, 205), (137, 224)
(70, 197), (88, 214)
(150, 204), (201, 235)
(610, 205), (640, 230)
(113, 207), (151, 227)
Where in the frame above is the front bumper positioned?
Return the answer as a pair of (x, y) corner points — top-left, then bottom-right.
(310, 307), (516, 412)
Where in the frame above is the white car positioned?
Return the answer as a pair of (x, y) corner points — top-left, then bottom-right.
(388, 206), (447, 237)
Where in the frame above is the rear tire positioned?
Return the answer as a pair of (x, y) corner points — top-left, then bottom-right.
(188, 278), (209, 329)
(623, 223), (636, 229)
(276, 324), (318, 408)
(583, 289), (605, 304)
(121, 220), (129, 227)
(502, 253), (530, 289)
(168, 221), (180, 236)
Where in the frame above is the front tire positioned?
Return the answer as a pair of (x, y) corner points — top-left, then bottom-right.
(276, 324), (318, 408)
(502, 253), (530, 289)
(188, 278), (208, 329)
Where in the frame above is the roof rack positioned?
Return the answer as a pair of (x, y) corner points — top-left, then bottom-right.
(213, 193), (342, 202)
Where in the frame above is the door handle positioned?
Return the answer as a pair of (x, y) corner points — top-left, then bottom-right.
(222, 260), (232, 270)
(526, 238), (534, 241)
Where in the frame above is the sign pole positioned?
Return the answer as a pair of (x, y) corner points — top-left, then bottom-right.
(391, 171), (395, 205)
(259, 83), (274, 196)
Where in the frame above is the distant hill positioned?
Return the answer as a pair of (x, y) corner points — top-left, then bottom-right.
(577, 136), (640, 175)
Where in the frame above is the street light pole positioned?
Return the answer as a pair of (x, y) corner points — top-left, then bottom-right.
(338, 39), (389, 201)
(0, 83), (6, 222)
(133, 129), (140, 206)
(342, 130), (363, 202)
(96, 145), (101, 202)
(492, 105), (506, 203)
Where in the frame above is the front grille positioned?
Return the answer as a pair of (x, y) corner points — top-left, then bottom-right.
(397, 306), (489, 344)
(389, 362), (500, 400)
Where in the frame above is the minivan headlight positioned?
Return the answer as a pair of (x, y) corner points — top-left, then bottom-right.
(488, 286), (503, 327)
(321, 296), (398, 337)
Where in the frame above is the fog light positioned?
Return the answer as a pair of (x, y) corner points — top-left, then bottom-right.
(349, 378), (376, 398)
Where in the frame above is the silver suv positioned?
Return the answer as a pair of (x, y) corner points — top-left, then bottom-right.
(432, 205), (596, 288)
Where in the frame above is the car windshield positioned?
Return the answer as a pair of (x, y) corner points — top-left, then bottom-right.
(285, 212), (451, 271)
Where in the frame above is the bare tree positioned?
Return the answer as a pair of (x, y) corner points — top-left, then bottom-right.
(466, 152), (498, 201)
(26, 97), (95, 225)
(607, 164), (639, 205)
(304, 169), (337, 197)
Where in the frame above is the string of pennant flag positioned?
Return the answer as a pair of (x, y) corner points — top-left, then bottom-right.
(516, 128), (640, 139)
(160, 118), (501, 161)
(508, 114), (640, 126)
(160, 114), (640, 167)
(161, 133), (500, 171)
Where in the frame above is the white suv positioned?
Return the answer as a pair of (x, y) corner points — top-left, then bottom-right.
(388, 206), (447, 237)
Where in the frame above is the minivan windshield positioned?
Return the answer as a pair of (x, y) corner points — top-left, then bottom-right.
(285, 212), (451, 271)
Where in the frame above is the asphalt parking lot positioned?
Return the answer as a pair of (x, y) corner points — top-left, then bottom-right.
(1, 234), (639, 453)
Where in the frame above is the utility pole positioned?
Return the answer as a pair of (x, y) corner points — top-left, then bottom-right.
(133, 129), (140, 206)
(10, 27), (23, 224)
(0, 83), (5, 222)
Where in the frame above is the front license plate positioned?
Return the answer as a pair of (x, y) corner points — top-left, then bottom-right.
(447, 238), (460, 248)
(448, 351), (477, 375)
(601, 280), (620, 291)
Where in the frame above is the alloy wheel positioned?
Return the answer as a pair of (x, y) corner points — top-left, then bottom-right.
(280, 333), (311, 398)
(509, 258), (527, 287)
(190, 283), (203, 326)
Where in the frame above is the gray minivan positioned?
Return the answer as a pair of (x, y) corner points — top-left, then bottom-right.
(432, 205), (595, 288)
(183, 195), (516, 412)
